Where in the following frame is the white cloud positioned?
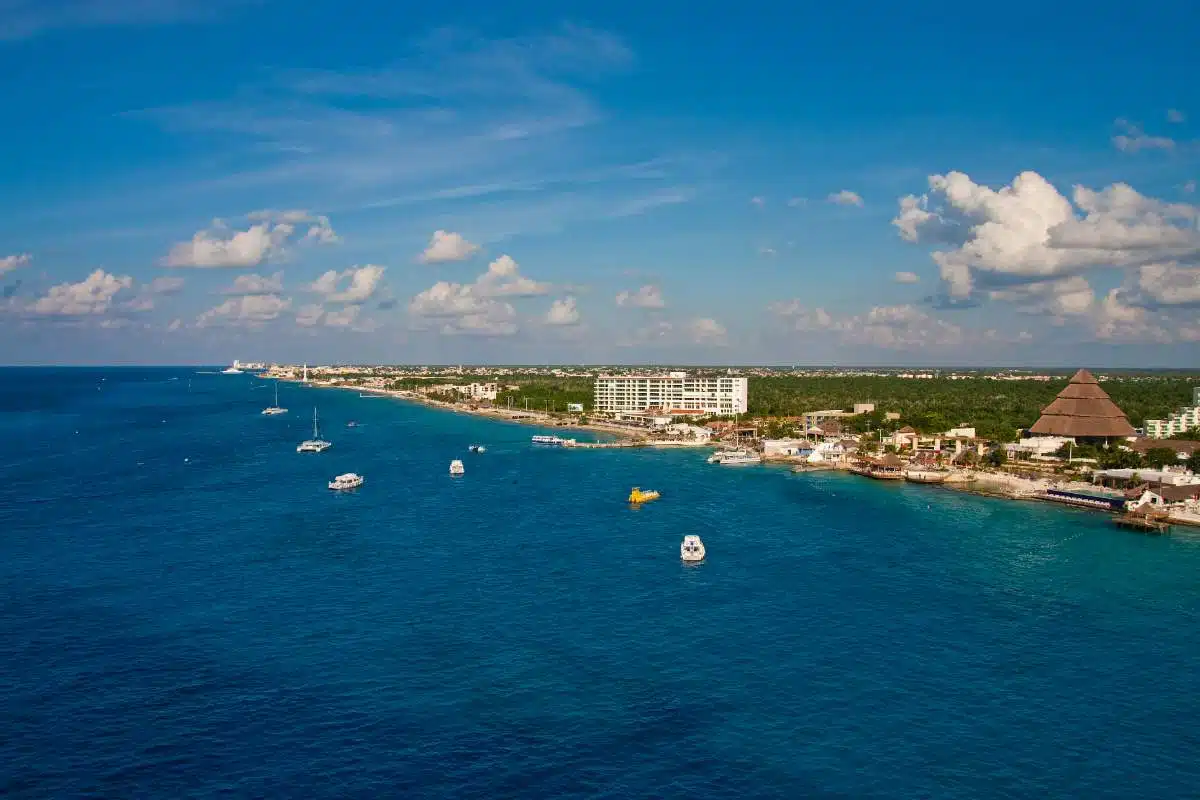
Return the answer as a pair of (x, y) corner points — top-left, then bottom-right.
(893, 170), (1200, 301)
(419, 230), (480, 264)
(1093, 290), (1172, 343)
(196, 294), (291, 327)
(1167, 109), (1186, 124)
(248, 209), (340, 244)
(688, 317), (727, 345)
(988, 276), (1095, 317)
(827, 190), (864, 207)
(787, 197), (807, 208)
(0, 253), (31, 276)
(1112, 118), (1175, 152)
(164, 211), (337, 268)
(758, 247), (777, 257)
(770, 301), (963, 349)
(308, 264), (385, 304)
(894, 271), (919, 284)
(165, 221), (291, 268)
(615, 284), (665, 309)
(221, 271), (283, 296)
(0, 0), (247, 41)
(408, 254), (546, 337)
(167, 318), (183, 332)
(1128, 262), (1200, 308)
(26, 269), (133, 316)
(474, 255), (548, 297)
(545, 296), (580, 326)
(750, 196), (765, 207)
(1184, 180), (1196, 194)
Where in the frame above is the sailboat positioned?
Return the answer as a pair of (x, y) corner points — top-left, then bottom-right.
(297, 407), (332, 452)
(261, 381), (288, 415)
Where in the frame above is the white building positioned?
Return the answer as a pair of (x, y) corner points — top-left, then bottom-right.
(1145, 393), (1199, 438)
(593, 372), (748, 416)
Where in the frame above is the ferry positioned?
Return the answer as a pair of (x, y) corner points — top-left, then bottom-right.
(628, 487), (661, 504)
(449, 459), (465, 476)
(328, 473), (364, 491)
(681, 535), (706, 563)
(707, 449), (761, 465)
(532, 435), (571, 446)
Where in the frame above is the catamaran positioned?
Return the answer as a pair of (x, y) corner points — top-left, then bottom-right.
(297, 407), (332, 453)
(261, 381), (287, 415)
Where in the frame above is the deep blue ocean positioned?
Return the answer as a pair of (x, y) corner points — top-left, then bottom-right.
(2, 367), (1199, 798)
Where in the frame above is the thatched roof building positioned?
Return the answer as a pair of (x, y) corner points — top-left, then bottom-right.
(1029, 369), (1135, 439)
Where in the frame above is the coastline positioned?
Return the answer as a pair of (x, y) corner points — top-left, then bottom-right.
(272, 378), (645, 443)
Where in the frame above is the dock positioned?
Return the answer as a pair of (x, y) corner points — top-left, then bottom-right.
(1112, 513), (1172, 534)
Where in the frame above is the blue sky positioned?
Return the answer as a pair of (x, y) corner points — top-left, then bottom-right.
(1, 0), (1198, 366)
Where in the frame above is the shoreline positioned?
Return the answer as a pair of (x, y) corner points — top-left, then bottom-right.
(272, 378), (647, 443)
(266, 374), (1197, 528)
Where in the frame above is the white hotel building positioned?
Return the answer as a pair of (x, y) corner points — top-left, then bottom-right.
(593, 372), (748, 416)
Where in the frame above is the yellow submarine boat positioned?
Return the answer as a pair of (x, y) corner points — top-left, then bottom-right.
(628, 487), (661, 504)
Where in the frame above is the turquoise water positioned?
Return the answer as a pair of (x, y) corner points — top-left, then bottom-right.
(2, 367), (1199, 798)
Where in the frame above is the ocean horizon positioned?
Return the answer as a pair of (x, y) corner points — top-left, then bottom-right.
(2, 367), (1198, 798)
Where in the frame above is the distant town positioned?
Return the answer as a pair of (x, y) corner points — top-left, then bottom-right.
(235, 360), (1200, 530)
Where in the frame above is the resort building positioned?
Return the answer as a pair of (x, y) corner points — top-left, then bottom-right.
(1027, 369), (1136, 444)
(593, 372), (748, 416)
(1144, 389), (1199, 438)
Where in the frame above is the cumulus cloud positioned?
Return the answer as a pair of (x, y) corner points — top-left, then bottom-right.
(0, 253), (31, 276)
(750, 196), (765, 207)
(474, 255), (548, 297)
(196, 294), (291, 327)
(26, 270), (133, 316)
(688, 317), (727, 345)
(827, 190), (864, 207)
(1168, 109), (1186, 124)
(221, 271), (283, 296)
(1112, 118), (1176, 153)
(1126, 262), (1200, 308)
(894, 271), (919, 284)
(770, 300), (963, 349)
(164, 211), (337, 268)
(408, 254), (545, 336)
(308, 264), (385, 304)
(893, 170), (1200, 304)
(615, 284), (665, 309)
(544, 296), (581, 326)
(419, 230), (480, 263)
(988, 276), (1095, 318)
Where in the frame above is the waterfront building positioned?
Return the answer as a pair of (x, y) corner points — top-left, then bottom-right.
(1143, 390), (1199, 438)
(593, 372), (748, 416)
(1028, 369), (1136, 443)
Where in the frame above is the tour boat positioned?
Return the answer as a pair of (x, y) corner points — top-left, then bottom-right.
(468, 444), (486, 453)
(628, 487), (661, 504)
(221, 360), (244, 374)
(261, 381), (287, 415)
(297, 407), (332, 453)
(328, 473), (364, 491)
(707, 448), (761, 465)
(531, 435), (565, 445)
(449, 459), (465, 476)
(681, 535), (706, 563)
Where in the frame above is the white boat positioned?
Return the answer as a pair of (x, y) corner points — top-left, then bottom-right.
(297, 407), (332, 453)
(531, 435), (564, 445)
(449, 459), (465, 475)
(468, 444), (486, 453)
(328, 472), (364, 490)
(707, 448), (761, 465)
(261, 381), (287, 415)
(681, 535), (706, 563)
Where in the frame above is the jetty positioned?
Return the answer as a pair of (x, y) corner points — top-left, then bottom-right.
(1113, 510), (1172, 534)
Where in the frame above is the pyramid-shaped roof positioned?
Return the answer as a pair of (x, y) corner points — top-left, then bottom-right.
(1028, 369), (1136, 438)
